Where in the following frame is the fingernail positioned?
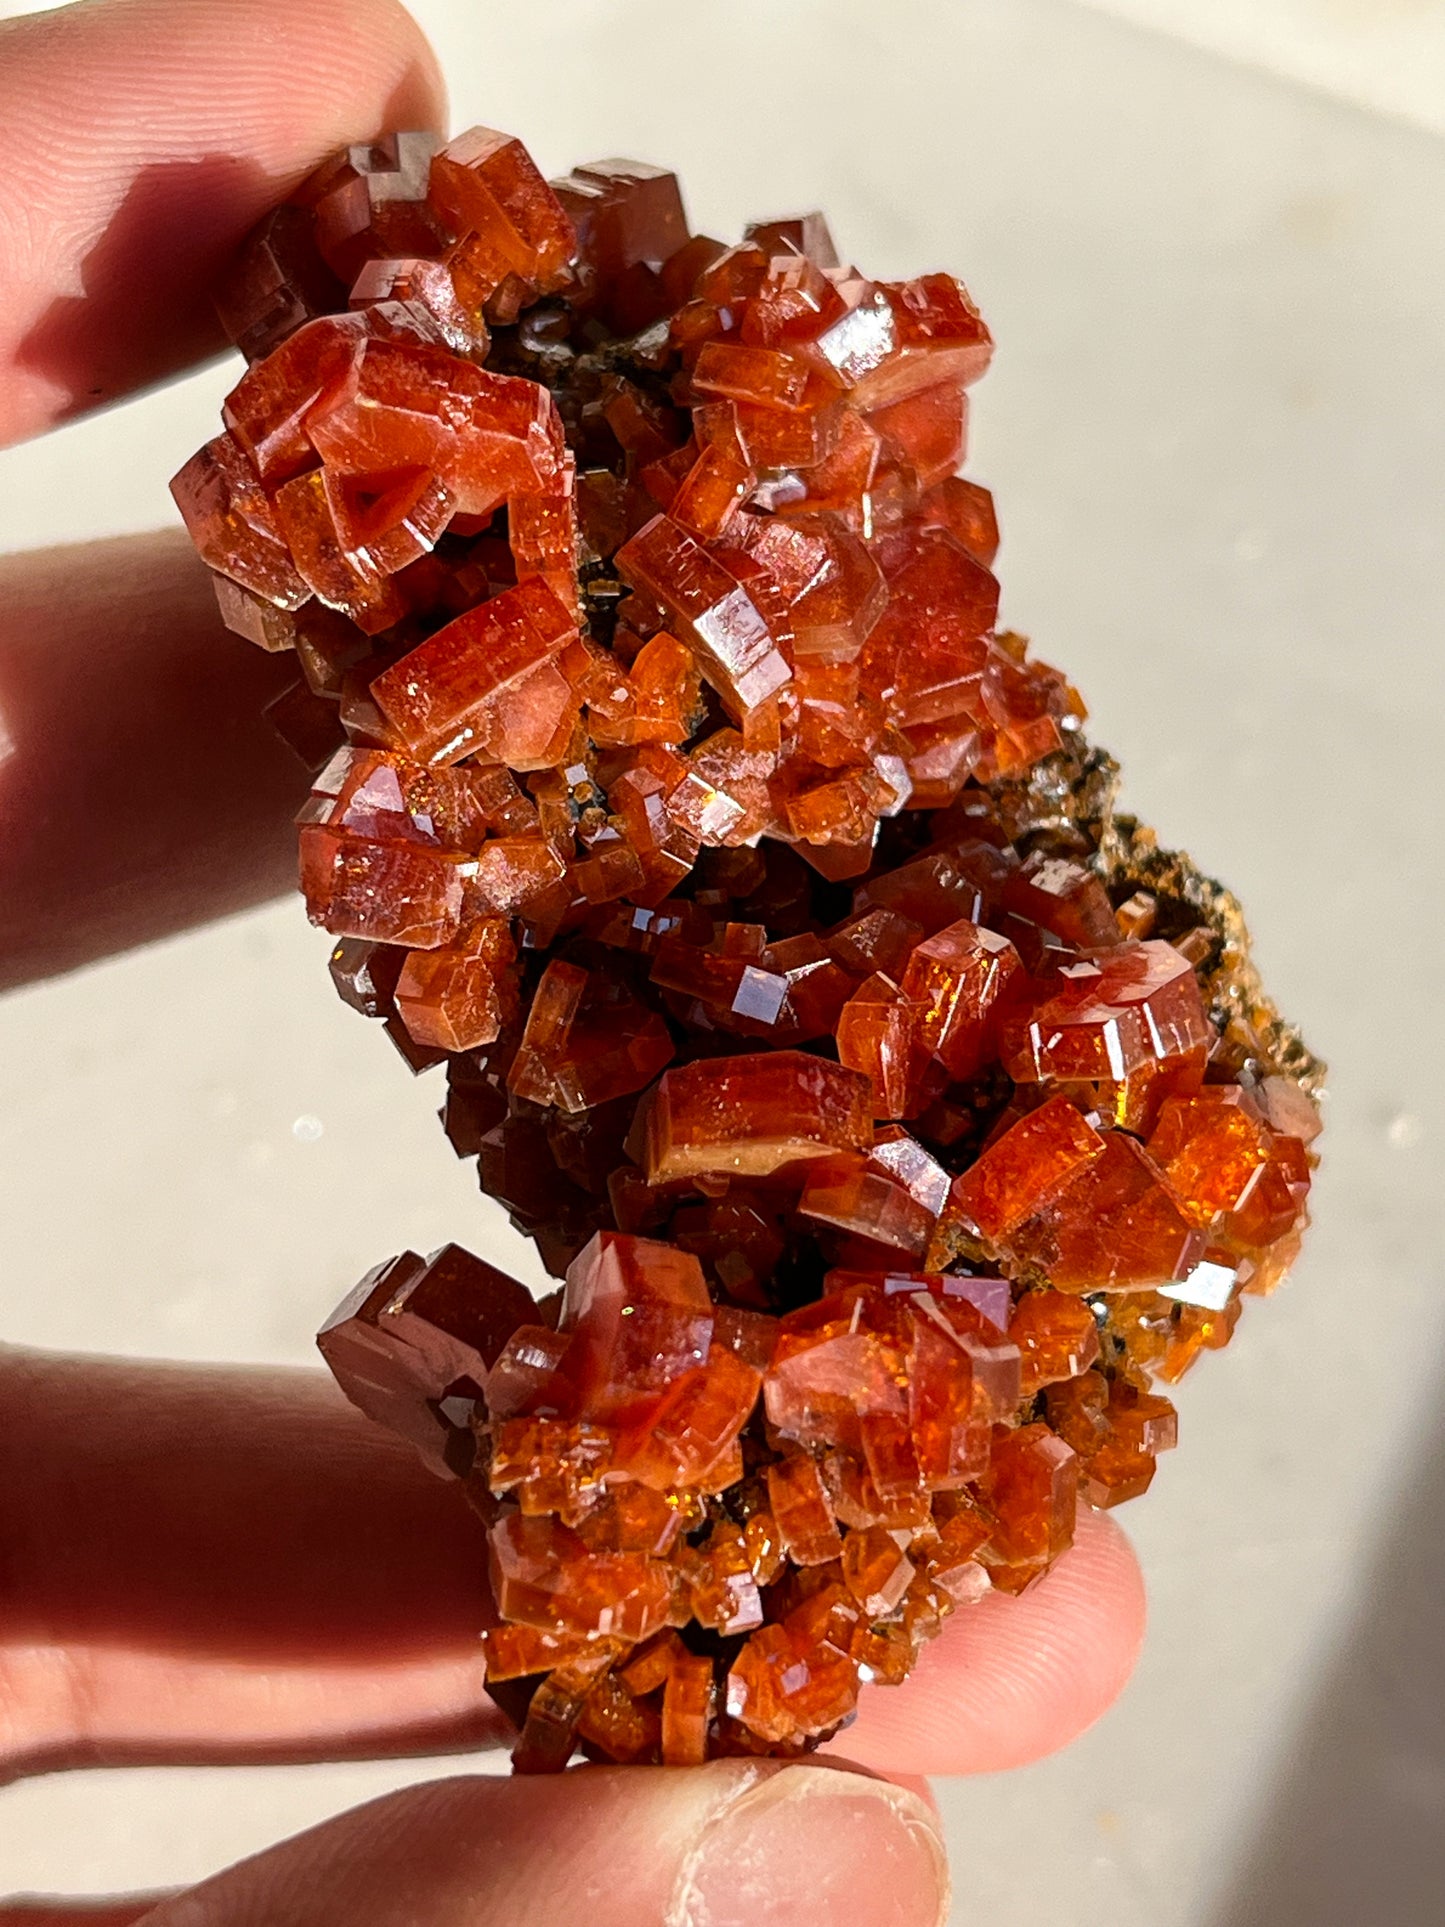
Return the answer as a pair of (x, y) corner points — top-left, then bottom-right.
(670, 1763), (951, 1927)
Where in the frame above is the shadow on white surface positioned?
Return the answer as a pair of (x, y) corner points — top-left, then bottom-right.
(1206, 1397), (1445, 1927)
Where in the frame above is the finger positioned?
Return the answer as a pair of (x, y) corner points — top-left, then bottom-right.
(1, 1347), (1143, 1781)
(0, 1345), (510, 1779)
(141, 1762), (950, 1927)
(0, 0), (446, 444)
(0, 1905), (169, 1925)
(0, 532), (305, 990)
(832, 1507), (1147, 1775)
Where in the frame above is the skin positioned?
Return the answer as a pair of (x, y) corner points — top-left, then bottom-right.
(0, 4), (1149, 1921)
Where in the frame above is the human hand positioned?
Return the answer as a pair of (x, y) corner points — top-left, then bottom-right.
(0, 3), (1146, 1921)
(0, 1349), (1142, 1925)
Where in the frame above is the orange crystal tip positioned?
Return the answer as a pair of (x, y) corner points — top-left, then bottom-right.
(644, 1050), (874, 1181)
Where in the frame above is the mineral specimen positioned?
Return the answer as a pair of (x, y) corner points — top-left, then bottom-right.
(175, 126), (1323, 1772)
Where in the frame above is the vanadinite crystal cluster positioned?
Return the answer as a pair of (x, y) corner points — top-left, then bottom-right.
(174, 128), (1323, 1772)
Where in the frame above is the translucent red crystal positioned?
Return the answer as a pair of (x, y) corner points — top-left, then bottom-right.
(317, 1244), (535, 1473)
(643, 1050), (873, 1181)
(179, 125), (1322, 1772)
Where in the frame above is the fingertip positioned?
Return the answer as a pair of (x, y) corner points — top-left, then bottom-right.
(135, 1763), (951, 1927)
(877, 1771), (942, 1818)
(398, 0), (450, 133)
(294, 0), (449, 152)
(0, 0), (449, 442)
(836, 1508), (1147, 1777)
(673, 1763), (950, 1927)
(0, 1902), (171, 1925)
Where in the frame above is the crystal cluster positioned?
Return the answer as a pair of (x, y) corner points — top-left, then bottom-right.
(175, 128), (1323, 1772)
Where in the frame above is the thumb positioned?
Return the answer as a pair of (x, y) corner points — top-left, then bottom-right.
(135, 1760), (949, 1927)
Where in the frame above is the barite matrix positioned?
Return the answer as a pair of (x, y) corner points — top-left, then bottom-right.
(173, 126), (1322, 1772)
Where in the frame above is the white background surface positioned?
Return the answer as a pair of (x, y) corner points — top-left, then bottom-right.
(2, 2), (1443, 1922)
(1079, 0), (1445, 137)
